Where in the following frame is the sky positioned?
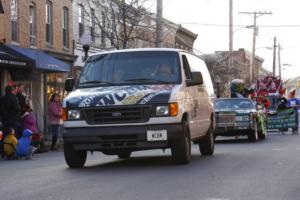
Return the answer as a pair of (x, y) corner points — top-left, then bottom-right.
(148, 0), (300, 80)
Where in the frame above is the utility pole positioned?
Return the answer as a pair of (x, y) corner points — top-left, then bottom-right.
(239, 11), (272, 84)
(278, 42), (282, 79)
(229, 0), (233, 83)
(273, 36), (277, 76)
(156, 0), (163, 47)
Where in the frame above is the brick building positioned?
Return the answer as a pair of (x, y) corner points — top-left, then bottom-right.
(0, 0), (74, 132)
(204, 48), (264, 97)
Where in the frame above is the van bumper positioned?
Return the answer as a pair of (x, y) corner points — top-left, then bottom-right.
(63, 123), (183, 151)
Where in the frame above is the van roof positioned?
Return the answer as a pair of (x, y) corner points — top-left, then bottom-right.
(91, 48), (189, 56)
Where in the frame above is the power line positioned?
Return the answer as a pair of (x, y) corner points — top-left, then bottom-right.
(175, 23), (300, 28)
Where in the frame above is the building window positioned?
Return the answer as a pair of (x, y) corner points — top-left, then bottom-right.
(78, 4), (84, 38)
(11, 0), (18, 41)
(29, 3), (36, 45)
(90, 9), (95, 42)
(63, 7), (69, 48)
(46, 0), (53, 45)
(101, 13), (106, 47)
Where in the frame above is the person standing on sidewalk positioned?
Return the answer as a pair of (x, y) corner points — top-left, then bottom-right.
(47, 93), (62, 150)
(16, 83), (26, 114)
(0, 85), (22, 138)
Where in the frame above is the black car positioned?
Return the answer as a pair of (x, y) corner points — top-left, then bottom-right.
(214, 98), (266, 142)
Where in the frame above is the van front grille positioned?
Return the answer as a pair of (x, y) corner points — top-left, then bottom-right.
(82, 106), (151, 124)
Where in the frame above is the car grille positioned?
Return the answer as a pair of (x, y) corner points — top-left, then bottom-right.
(215, 112), (236, 125)
(82, 106), (152, 124)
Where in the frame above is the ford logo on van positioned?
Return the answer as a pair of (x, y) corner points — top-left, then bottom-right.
(112, 112), (122, 117)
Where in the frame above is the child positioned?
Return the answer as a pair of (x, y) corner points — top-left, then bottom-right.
(16, 129), (36, 159)
(3, 128), (18, 160)
(22, 104), (41, 149)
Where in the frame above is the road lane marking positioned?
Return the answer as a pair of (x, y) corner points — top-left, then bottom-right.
(206, 198), (229, 200)
(271, 148), (286, 151)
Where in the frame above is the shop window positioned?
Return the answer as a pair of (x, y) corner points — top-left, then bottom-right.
(47, 73), (68, 100)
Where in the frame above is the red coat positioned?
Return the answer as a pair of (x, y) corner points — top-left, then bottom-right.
(47, 101), (62, 125)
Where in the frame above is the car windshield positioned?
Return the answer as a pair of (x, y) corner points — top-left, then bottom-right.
(77, 51), (181, 88)
(215, 99), (254, 110)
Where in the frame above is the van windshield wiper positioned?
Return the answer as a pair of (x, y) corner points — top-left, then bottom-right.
(124, 78), (170, 84)
(79, 80), (115, 86)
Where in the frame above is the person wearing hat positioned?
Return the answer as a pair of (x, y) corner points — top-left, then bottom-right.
(3, 128), (18, 160)
(16, 129), (36, 159)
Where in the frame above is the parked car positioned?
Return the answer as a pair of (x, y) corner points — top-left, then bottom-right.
(62, 48), (215, 168)
(214, 98), (266, 141)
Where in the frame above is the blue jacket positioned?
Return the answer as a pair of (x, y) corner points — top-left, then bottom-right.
(16, 129), (32, 156)
(288, 98), (300, 107)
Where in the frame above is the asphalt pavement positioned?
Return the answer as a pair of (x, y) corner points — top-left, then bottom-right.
(1, 131), (300, 200)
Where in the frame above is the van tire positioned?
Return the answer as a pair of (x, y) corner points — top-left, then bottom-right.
(64, 143), (87, 168)
(199, 123), (215, 156)
(171, 120), (191, 164)
(117, 152), (131, 159)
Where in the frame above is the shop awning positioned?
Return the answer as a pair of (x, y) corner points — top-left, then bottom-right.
(8, 45), (70, 72)
(0, 44), (33, 68)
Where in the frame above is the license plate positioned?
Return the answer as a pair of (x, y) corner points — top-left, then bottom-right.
(147, 130), (167, 141)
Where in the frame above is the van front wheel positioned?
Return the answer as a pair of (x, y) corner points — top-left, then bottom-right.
(171, 120), (191, 164)
(64, 143), (87, 168)
(199, 123), (215, 156)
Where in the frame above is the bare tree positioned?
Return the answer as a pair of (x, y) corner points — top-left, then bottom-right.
(83, 0), (156, 49)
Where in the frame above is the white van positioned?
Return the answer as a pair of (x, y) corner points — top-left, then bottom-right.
(63, 48), (215, 168)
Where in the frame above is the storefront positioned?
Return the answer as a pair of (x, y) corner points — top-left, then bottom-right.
(0, 44), (34, 95)
(1, 44), (70, 133)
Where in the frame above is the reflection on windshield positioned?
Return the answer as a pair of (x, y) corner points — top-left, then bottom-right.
(78, 51), (181, 88)
(215, 99), (254, 110)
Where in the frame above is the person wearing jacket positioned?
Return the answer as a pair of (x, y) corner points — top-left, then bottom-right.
(0, 131), (4, 159)
(3, 128), (18, 160)
(48, 93), (62, 150)
(22, 104), (40, 148)
(16, 129), (35, 159)
(0, 85), (21, 138)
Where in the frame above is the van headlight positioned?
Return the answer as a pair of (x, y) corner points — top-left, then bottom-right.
(68, 110), (81, 120)
(155, 103), (178, 117)
(156, 106), (169, 116)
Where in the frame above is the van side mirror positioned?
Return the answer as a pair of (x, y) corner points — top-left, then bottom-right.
(186, 72), (203, 86)
(65, 78), (75, 92)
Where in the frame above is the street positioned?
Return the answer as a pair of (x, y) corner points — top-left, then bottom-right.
(1, 132), (300, 200)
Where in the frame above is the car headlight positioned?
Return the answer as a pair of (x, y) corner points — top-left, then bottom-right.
(155, 103), (178, 117)
(67, 110), (81, 120)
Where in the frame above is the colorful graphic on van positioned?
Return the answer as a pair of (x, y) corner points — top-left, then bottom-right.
(65, 85), (175, 107)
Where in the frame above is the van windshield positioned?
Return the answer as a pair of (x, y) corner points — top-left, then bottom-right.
(77, 51), (181, 88)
